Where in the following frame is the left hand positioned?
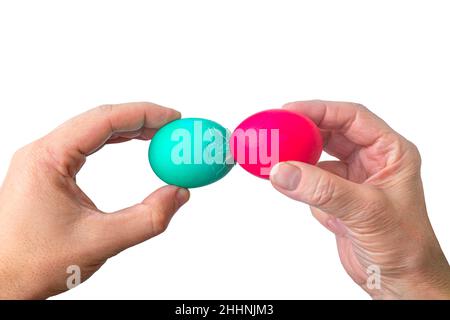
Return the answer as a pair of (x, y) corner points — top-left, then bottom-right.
(0, 102), (190, 299)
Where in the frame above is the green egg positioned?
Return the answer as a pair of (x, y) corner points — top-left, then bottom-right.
(148, 118), (235, 188)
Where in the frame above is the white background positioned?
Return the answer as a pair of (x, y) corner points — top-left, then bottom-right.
(1, 0), (449, 300)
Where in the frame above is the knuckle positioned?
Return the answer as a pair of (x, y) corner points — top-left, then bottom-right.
(351, 102), (369, 112)
(310, 175), (336, 207)
(407, 141), (422, 163)
(12, 141), (41, 162)
(12, 145), (29, 161)
(395, 138), (422, 170)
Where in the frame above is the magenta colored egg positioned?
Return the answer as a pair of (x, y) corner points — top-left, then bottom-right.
(230, 109), (323, 179)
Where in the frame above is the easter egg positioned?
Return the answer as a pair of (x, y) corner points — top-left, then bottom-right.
(230, 109), (322, 179)
(149, 118), (235, 188)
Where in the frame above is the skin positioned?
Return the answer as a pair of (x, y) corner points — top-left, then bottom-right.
(0, 100), (449, 299)
(270, 100), (450, 299)
(0, 102), (190, 299)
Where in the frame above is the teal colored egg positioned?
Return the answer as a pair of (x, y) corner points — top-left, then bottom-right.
(148, 118), (235, 188)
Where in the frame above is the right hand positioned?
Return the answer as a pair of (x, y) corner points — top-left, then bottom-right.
(270, 100), (450, 299)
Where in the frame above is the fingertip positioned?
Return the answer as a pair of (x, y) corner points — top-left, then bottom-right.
(176, 187), (190, 207)
(143, 184), (177, 202)
(163, 105), (181, 120)
(143, 185), (190, 212)
(269, 162), (281, 180)
(163, 108), (181, 122)
(269, 162), (302, 191)
(162, 108), (182, 127)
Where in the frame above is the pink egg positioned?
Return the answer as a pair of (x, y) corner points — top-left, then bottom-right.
(230, 109), (323, 179)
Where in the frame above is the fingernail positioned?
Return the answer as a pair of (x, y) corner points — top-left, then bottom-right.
(270, 163), (301, 191)
(176, 188), (190, 206)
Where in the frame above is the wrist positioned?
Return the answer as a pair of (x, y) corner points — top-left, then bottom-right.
(402, 267), (450, 300)
(373, 245), (450, 300)
(369, 272), (450, 300)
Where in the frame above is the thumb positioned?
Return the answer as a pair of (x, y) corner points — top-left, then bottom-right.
(91, 185), (190, 256)
(270, 161), (378, 221)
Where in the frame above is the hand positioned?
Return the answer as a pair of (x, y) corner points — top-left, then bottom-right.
(0, 102), (190, 299)
(270, 100), (450, 299)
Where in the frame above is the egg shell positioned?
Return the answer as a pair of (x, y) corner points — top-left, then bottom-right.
(149, 118), (235, 188)
(230, 109), (322, 179)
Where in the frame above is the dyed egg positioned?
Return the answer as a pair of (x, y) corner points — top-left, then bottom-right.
(230, 109), (322, 179)
(148, 118), (235, 188)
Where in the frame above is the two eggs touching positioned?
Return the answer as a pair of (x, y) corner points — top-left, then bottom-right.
(148, 109), (323, 188)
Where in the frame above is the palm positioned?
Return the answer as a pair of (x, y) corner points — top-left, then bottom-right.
(310, 135), (399, 287)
